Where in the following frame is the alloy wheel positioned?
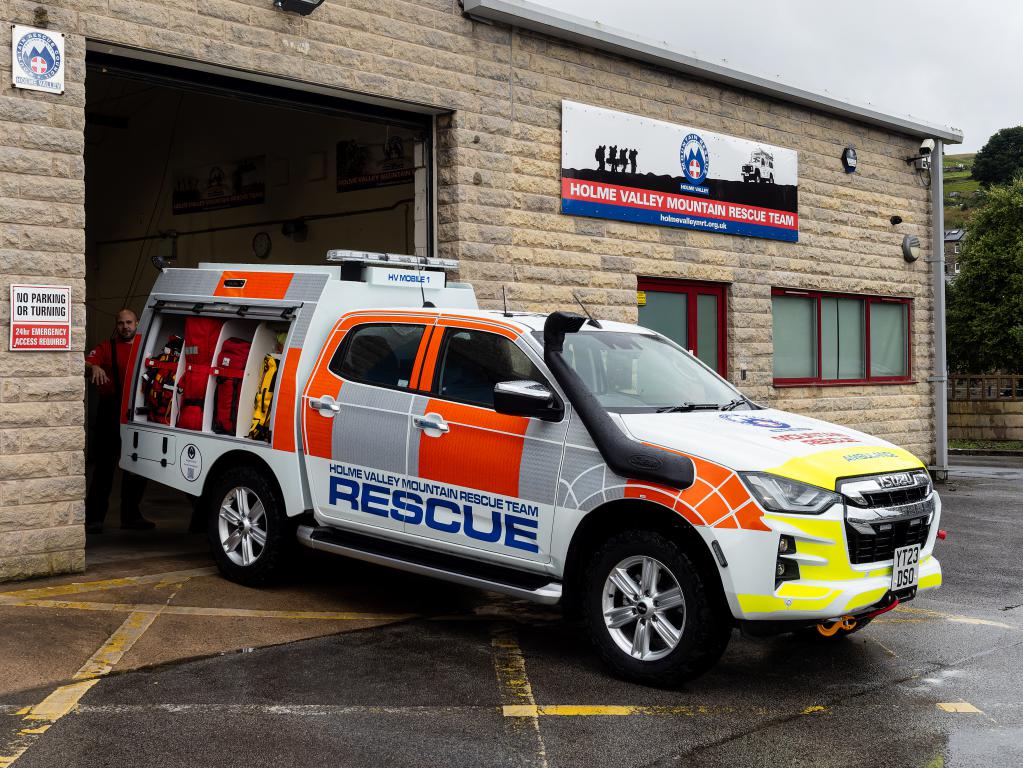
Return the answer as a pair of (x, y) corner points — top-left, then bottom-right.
(602, 555), (686, 661)
(218, 486), (268, 567)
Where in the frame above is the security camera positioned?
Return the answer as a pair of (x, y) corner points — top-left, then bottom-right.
(905, 138), (937, 167)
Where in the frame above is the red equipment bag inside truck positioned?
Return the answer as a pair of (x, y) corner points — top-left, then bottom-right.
(176, 316), (225, 431)
(212, 337), (251, 435)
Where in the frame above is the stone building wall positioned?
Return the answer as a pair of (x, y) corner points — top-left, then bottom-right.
(0, 9), (87, 581)
(0, 0), (936, 580)
(949, 401), (1023, 441)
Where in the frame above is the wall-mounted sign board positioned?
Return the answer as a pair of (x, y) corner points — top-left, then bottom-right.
(561, 101), (799, 242)
(10, 284), (71, 351)
(11, 25), (65, 95)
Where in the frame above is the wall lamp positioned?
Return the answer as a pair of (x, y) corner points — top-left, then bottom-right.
(841, 147), (858, 173)
(273, 0), (326, 15)
(902, 234), (921, 262)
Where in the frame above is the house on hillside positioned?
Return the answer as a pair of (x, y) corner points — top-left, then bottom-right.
(945, 229), (966, 279)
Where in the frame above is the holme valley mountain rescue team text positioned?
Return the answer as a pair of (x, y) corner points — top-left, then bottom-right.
(563, 179), (798, 229)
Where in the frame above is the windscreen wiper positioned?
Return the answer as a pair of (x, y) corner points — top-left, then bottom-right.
(656, 402), (720, 413)
(719, 396), (762, 411)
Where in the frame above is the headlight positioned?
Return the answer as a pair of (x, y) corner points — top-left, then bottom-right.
(740, 472), (841, 515)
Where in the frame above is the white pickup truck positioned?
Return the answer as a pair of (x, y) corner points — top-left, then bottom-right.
(121, 251), (943, 684)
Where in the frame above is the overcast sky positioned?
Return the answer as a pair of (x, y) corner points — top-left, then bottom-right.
(547, 0), (1021, 153)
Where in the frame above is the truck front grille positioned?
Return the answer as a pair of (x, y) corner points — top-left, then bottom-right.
(857, 485), (930, 508)
(845, 516), (930, 564)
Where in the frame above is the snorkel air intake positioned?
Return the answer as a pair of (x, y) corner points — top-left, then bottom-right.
(543, 312), (695, 490)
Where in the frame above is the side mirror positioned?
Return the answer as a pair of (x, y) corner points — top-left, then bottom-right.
(493, 380), (563, 422)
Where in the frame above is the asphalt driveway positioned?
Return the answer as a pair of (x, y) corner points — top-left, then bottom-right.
(1, 459), (1020, 767)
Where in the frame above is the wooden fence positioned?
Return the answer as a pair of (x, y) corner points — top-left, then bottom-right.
(948, 375), (1023, 402)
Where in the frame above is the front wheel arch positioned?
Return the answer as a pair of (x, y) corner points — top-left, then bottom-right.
(561, 500), (729, 622)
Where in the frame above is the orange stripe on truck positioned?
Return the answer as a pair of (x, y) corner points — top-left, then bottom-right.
(633, 444), (768, 532)
(436, 316), (518, 340)
(417, 399), (528, 498)
(302, 331), (345, 459)
(214, 271), (294, 299)
(409, 326), (434, 391)
(120, 335), (142, 425)
(416, 329), (445, 391)
(271, 347), (302, 453)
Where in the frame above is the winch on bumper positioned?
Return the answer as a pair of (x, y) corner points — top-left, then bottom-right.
(713, 470), (943, 625)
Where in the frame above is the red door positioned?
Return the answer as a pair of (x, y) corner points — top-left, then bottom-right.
(637, 278), (727, 377)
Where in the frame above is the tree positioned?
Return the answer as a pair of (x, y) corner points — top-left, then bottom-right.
(946, 176), (1023, 372)
(971, 126), (1023, 187)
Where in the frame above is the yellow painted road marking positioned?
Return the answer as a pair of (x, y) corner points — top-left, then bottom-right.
(29, 702), (779, 718)
(491, 625), (549, 768)
(896, 606), (1017, 630)
(22, 680), (100, 722)
(0, 568), (215, 601)
(503, 704), (540, 717)
(504, 704), (737, 717)
(801, 705), (827, 715)
(0, 598), (414, 622)
(869, 637), (899, 658)
(73, 610), (161, 680)
(0, 583), (186, 767)
(937, 702), (983, 714)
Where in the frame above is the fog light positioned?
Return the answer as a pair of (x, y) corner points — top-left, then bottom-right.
(774, 536), (799, 586)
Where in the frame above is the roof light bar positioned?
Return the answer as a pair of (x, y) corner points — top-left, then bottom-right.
(326, 250), (459, 270)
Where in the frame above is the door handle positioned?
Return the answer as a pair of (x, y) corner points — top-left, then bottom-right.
(309, 396), (341, 417)
(413, 414), (449, 433)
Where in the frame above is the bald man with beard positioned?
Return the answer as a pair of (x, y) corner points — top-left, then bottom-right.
(84, 309), (152, 533)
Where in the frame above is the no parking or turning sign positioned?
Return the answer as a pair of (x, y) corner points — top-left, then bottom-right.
(9, 284), (71, 351)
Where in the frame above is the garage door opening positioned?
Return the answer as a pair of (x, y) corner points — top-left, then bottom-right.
(83, 52), (433, 557)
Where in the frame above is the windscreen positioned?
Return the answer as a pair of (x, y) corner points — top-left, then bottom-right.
(539, 330), (743, 412)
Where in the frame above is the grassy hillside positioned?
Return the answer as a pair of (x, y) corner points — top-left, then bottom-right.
(943, 153), (982, 228)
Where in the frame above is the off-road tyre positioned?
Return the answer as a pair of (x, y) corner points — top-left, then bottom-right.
(206, 465), (293, 587)
(582, 529), (732, 687)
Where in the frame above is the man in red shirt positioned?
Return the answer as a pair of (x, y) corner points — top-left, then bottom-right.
(85, 309), (152, 533)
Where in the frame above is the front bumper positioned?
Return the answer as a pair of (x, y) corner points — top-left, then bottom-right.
(712, 494), (943, 622)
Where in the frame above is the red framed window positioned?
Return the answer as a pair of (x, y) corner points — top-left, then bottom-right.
(771, 288), (912, 386)
(637, 278), (727, 377)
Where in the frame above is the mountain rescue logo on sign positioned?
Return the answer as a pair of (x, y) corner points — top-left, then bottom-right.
(11, 26), (64, 94)
(679, 132), (709, 190)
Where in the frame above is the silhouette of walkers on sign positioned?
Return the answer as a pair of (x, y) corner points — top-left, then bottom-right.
(595, 145), (638, 174)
